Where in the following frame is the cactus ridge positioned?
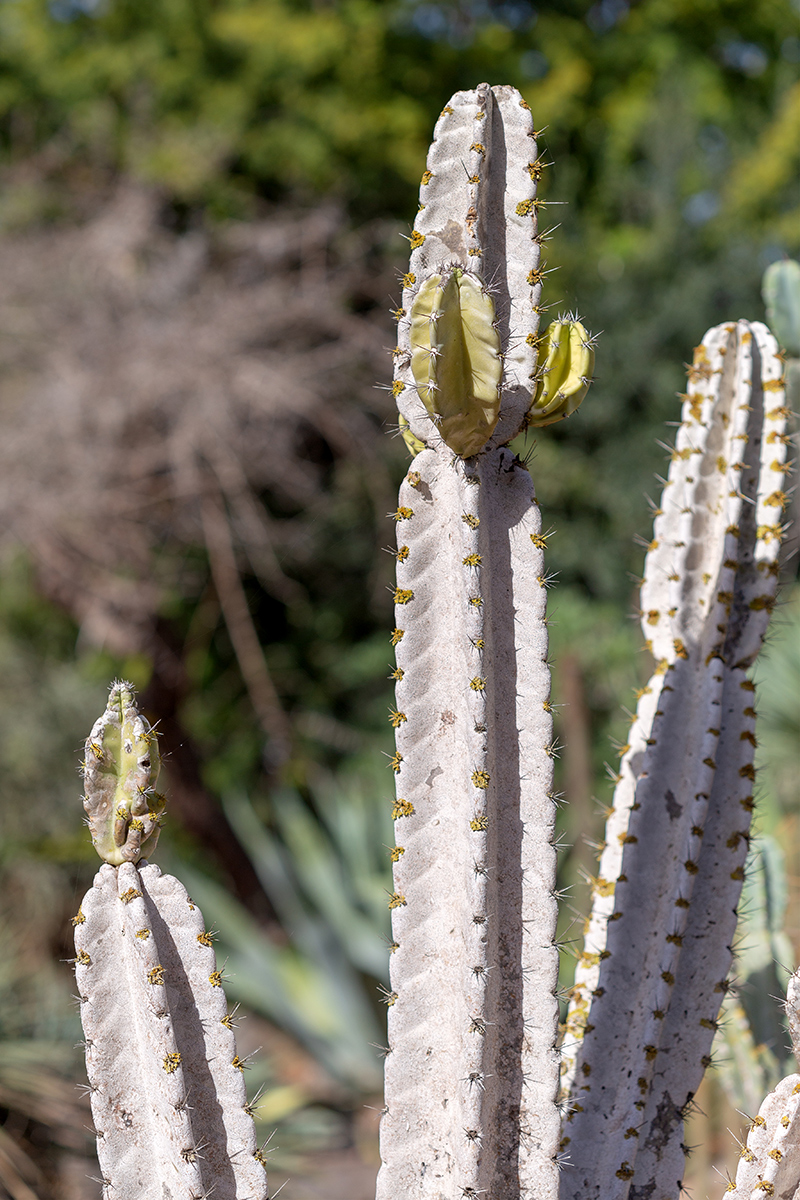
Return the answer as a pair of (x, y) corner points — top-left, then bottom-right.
(377, 447), (559, 1199)
(560, 321), (789, 1200)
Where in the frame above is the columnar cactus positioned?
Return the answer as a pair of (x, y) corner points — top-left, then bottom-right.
(74, 682), (269, 1199)
(725, 971), (800, 1196)
(379, 83), (793, 1200)
(560, 321), (790, 1198)
(378, 83), (593, 1200)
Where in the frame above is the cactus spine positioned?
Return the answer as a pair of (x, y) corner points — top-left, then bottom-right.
(378, 83), (592, 1200)
(75, 682), (268, 1199)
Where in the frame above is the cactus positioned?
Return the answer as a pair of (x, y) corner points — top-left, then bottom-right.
(74, 681), (269, 1199)
(380, 83), (792, 1200)
(560, 320), (790, 1198)
(378, 82), (593, 1200)
(763, 259), (800, 359)
(723, 970), (800, 1197)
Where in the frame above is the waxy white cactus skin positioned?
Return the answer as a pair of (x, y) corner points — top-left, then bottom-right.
(377, 82), (591, 1200)
(75, 683), (268, 1199)
(561, 321), (790, 1200)
(379, 449), (560, 1200)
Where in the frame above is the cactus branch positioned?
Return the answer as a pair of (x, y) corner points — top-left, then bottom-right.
(76, 682), (268, 1199)
(378, 82), (593, 1200)
(561, 321), (789, 1199)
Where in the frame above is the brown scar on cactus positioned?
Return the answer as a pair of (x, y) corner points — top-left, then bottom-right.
(75, 680), (268, 1200)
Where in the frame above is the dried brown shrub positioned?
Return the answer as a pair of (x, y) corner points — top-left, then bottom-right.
(0, 186), (400, 673)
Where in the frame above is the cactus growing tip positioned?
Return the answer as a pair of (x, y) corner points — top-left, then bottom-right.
(82, 680), (165, 866)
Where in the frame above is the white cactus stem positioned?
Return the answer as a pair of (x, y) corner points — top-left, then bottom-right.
(75, 684), (268, 1199)
(76, 861), (268, 1199)
(377, 81), (571, 1200)
(724, 1073), (800, 1198)
(395, 83), (545, 451)
(378, 447), (559, 1200)
(561, 321), (789, 1200)
(720, 971), (800, 1197)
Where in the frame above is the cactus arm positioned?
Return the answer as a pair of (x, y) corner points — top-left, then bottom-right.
(788, 971), (800, 1065)
(378, 447), (559, 1200)
(763, 258), (800, 357)
(76, 861), (268, 1198)
(76, 685), (268, 1199)
(561, 322), (789, 1199)
(721, 971), (800, 1196)
(76, 862), (207, 1197)
(626, 322), (791, 1194)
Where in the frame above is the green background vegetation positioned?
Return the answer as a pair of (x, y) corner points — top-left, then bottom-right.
(0, 0), (799, 1193)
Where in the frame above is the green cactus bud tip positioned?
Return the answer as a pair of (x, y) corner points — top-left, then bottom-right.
(526, 315), (595, 427)
(410, 268), (503, 458)
(762, 258), (800, 358)
(82, 681), (165, 865)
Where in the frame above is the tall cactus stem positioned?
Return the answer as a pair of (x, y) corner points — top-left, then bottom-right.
(379, 447), (559, 1199)
(376, 81), (595, 1200)
(75, 683), (268, 1199)
(560, 321), (789, 1199)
